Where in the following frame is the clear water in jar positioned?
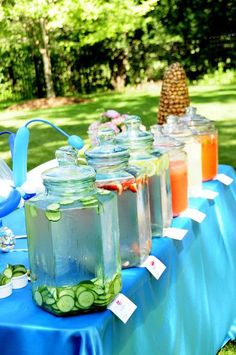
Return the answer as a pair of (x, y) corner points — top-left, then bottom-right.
(130, 156), (172, 237)
(118, 181), (151, 268)
(25, 192), (120, 292)
(98, 178), (152, 268)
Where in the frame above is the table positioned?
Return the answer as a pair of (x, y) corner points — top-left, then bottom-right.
(1, 165), (236, 355)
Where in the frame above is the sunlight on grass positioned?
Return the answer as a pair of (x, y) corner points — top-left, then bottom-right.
(0, 83), (235, 170)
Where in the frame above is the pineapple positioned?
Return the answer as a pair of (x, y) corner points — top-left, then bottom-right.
(158, 62), (190, 124)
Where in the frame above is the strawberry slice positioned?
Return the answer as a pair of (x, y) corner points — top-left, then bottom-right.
(99, 183), (123, 195)
(129, 183), (138, 192)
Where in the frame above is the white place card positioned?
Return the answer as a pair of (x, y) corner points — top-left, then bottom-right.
(108, 293), (137, 324)
(141, 255), (166, 280)
(214, 174), (233, 186)
(199, 189), (219, 200)
(180, 208), (206, 223)
(163, 227), (188, 240)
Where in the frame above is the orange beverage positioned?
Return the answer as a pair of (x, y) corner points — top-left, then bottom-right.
(170, 160), (188, 217)
(200, 133), (218, 181)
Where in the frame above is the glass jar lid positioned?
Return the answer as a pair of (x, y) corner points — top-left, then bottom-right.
(85, 128), (134, 182)
(85, 128), (130, 165)
(180, 106), (215, 132)
(162, 115), (194, 139)
(42, 146), (96, 184)
(150, 124), (185, 153)
(116, 115), (153, 150)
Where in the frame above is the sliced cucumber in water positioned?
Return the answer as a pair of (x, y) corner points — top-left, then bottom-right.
(45, 297), (56, 306)
(57, 295), (74, 313)
(33, 272), (122, 315)
(34, 290), (43, 306)
(60, 199), (75, 205)
(45, 203), (61, 222)
(59, 288), (75, 299)
(112, 275), (122, 294)
(47, 203), (60, 210)
(76, 290), (95, 309)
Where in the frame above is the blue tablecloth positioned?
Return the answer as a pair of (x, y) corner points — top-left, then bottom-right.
(1, 165), (236, 355)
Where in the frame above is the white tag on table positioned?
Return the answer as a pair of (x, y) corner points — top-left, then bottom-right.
(108, 293), (137, 324)
(163, 227), (188, 240)
(141, 255), (166, 280)
(199, 189), (219, 200)
(180, 208), (206, 223)
(214, 174), (233, 186)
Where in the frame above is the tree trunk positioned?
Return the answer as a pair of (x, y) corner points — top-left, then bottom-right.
(110, 52), (128, 91)
(39, 18), (55, 98)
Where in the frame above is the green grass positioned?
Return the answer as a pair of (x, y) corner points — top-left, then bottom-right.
(219, 341), (236, 354)
(0, 82), (236, 170)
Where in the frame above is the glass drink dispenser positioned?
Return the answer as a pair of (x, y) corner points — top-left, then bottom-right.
(116, 116), (172, 236)
(150, 125), (188, 217)
(163, 115), (202, 196)
(25, 146), (121, 316)
(85, 128), (152, 268)
(180, 107), (218, 181)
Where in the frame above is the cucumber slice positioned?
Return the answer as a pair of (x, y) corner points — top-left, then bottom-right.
(60, 199), (75, 205)
(0, 274), (5, 285)
(45, 203), (61, 222)
(57, 295), (74, 313)
(51, 303), (59, 311)
(45, 297), (56, 306)
(45, 209), (61, 222)
(59, 289), (75, 299)
(79, 196), (95, 202)
(93, 287), (104, 296)
(112, 276), (122, 294)
(48, 287), (58, 300)
(75, 285), (87, 299)
(12, 271), (26, 277)
(46, 203), (60, 211)
(1, 276), (11, 285)
(3, 267), (13, 279)
(79, 280), (94, 287)
(34, 290), (43, 306)
(77, 290), (95, 309)
(29, 205), (38, 218)
(94, 299), (109, 306)
(13, 265), (27, 274)
(97, 294), (112, 302)
(12, 264), (26, 271)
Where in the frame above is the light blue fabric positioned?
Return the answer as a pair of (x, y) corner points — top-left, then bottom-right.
(0, 164), (235, 355)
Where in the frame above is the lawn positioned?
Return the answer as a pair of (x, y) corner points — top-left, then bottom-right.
(219, 342), (236, 355)
(0, 82), (236, 171)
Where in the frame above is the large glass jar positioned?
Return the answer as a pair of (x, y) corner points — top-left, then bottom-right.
(151, 125), (188, 217)
(25, 146), (121, 316)
(162, 115), (202, 196)
(180, 106), (218, 181)
(116, 116), (172, 236)
(85, 128), (152, 268)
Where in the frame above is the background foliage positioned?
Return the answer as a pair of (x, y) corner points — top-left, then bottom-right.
(0, 0), (235, 101)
